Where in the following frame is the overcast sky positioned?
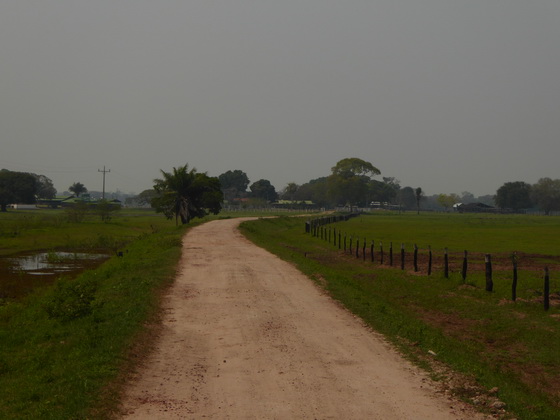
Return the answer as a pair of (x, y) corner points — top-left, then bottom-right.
(1, 1), (558, 196)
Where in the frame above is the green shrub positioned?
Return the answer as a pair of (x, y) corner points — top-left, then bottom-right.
(44, 276), (100, 321)
(64, 202), (89, 223)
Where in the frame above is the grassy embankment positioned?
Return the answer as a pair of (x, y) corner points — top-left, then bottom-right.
(240, 213), (560, 420)
(0, 208), (313, 419)
(0, 209), (196, 419)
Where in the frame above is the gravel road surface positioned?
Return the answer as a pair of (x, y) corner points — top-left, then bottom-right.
(120, 218), (484, 419)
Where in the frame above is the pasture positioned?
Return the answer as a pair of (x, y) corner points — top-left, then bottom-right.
(0, 208), (175, 257)
(240, 213), (560, 420)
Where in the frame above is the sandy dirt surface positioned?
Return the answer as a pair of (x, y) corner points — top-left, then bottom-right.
(120, 218), (486, 419)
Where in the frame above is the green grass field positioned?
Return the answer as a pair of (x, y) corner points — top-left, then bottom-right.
(240, 213), (560, 420)
(0, 208), (175, 256)
(332, 212), (560, 255)
(0, 208), (191, 418)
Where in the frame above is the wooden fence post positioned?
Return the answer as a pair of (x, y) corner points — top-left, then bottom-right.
(400, 243), (405, 270)
(413, 244), (418, 272)
(512, 252), (518, 301)
(485, 254), (493, 292)
(370, 240), (374, 263)
(363, 238), (366, 261)
(333, 228), (337, 246)
(428, 245), (432, 275)
(339, 232), (341, 250)
(461, 250), (468, 283)
(544, 266), (550, 311)
(344, 234), (347, 252)
(444, 248), (449, 279)
(356, 239), (360, 258)
(389, 242), (393, 266)
(380, 242), (384, 265)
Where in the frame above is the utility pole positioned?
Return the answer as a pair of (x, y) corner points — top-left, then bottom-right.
(98, 166), (111, 199)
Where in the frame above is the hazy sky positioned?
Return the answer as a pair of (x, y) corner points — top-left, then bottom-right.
(1, 1), (558, 196)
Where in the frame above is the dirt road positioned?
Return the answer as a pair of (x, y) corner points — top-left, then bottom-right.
(120, 218), (484, 419)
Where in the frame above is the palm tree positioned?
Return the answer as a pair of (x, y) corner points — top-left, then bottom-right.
(152, 164), (223, 225)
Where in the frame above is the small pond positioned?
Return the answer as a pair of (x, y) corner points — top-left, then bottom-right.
(0, 251), (110, 301)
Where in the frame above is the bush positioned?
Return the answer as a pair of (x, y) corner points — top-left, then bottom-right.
(44, 276), (99, 321)
(96, 199), (121, 222)
(64, 202), (89, 223)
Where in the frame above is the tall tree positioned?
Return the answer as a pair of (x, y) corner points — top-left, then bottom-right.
(495, 181), (532, 211)
(532, 178), (560, 215)
(0, 170), (37, 211)
(331, 157), (381, 178)
(476, 195), (496, 207)
(152, 164), (223, 225)
(369, 179), (399, 204)
(249, 179), (278, 201)
(294, 177), (329, 207)
(136, 189), (158, 206)
(460, 191), (476, 204)
(328, 157), (381, 208)
(34, 174), (57, 199)
(415, 187), (424, 214)
(69, 182), (88, 197)
(218, 170), (250, 201)
(437, 193), (460, 212)
(397, 187), (417, 210)
(281, 182), (299, 201)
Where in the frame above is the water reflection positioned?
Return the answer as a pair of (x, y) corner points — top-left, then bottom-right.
(8, 252), (105, 274)
(0, 251), (109, 300)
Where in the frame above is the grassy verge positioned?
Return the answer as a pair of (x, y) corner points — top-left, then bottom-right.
(0, 209), (314, 418)
(0, 210), (202, 419)
(240, 215), (560, 420)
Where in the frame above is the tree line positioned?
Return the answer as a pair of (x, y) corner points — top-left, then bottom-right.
(0, 169), (124, 212)
(275, 161), (560, 215)
(215, 157), (425, 211)
(494, 179), (560, 215)
(3, 159), (559, 222)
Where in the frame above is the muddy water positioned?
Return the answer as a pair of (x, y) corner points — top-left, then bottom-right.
(0, 251), (109, 301)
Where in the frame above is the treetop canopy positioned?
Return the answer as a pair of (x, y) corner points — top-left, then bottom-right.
(331, 157), (380, 179)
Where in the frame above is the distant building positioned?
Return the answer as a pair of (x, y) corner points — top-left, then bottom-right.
(455, 202), (500, 213)
(36, 195), (121, 209)
(35, 195), (76, 208)
(8, 204), (38, 210)
(272, 200), (316, 209)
